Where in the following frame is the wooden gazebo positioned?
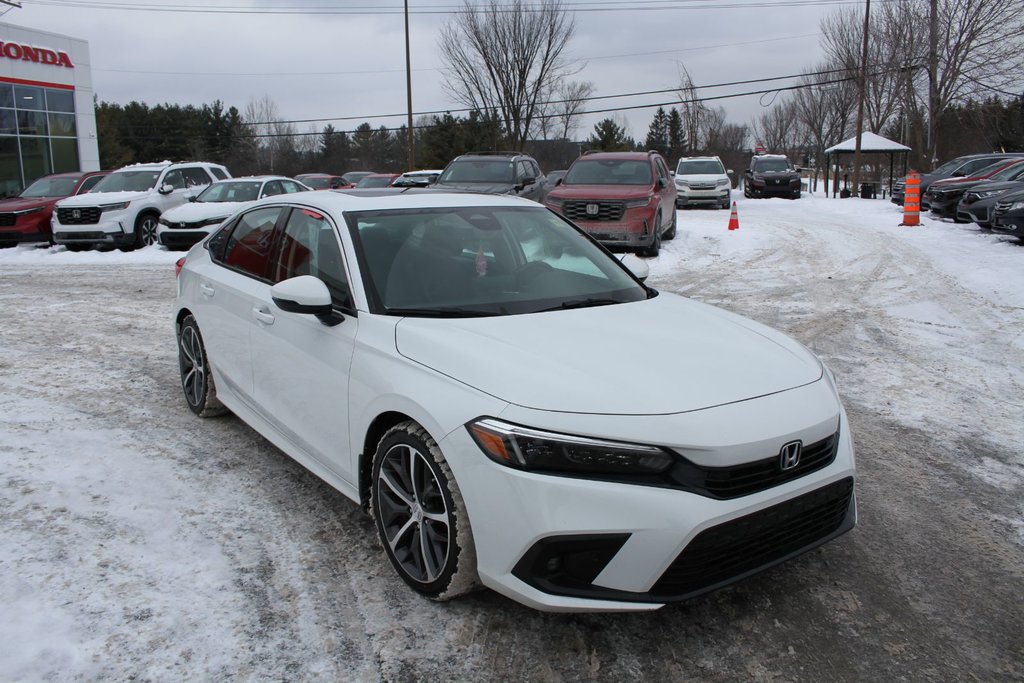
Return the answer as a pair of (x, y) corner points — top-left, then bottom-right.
(824, 132), (911, 198)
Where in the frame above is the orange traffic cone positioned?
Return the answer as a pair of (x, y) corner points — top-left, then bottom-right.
(728, 201), (740, 231)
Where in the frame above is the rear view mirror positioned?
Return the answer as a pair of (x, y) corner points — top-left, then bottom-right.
(271, 276), (341, 325)
(158, 184), (174, 195)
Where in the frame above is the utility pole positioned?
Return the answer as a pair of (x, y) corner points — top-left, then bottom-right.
(927, 0), (938, 170)
(404, 0), (415, 171)
(851, 0), (871, 196)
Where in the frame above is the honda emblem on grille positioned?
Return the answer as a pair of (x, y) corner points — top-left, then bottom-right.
(779, 441), (802, 470)
(72, 209), (81, 219)
(586, 203), (599, 216)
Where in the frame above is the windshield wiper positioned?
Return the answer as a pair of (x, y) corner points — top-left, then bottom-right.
(386, 307), (496, 318)
(537, 297), (623, 312)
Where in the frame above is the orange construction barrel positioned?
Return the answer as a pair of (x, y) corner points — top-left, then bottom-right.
(901, 171), (920, 226)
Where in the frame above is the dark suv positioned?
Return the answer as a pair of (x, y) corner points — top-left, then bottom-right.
(434, 152), (547, 203)
(543, 150), (677, 257)
(743, 155), (801, 199)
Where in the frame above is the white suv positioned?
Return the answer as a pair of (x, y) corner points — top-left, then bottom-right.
(53, 161), (230, 250)
(674, 156), (733, 209)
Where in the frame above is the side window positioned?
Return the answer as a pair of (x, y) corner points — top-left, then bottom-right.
(272, 208), (353, 309)
(221, 207), (283, 279)
(281, 180), (303, 193)
(76, 175), (104, 194)
(182, 167), (212, 188)
(163, 169), (186, 190)
(531, 161), (542, 178)
(516, 160), (531, 181)
(261, 180), (284, 197)
(654, 158), (668, 181)
(210, 167), (228, 180)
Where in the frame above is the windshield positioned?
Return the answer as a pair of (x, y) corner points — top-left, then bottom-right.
(92, 170), (160, 193)
(439, 159), (515, 184)
(20, 176), (77, 197)
(348, 206), (649, 316)
(933, 158), (967, 175)
(197, 181), (261, 202)
(676, 160), (725, 175)
(302, 177), (330, 189)
(984, 161), (1024, 180)
(752, 158), (793, 173)
(357, 175), (394, 188)
(564, 159), (653, 185)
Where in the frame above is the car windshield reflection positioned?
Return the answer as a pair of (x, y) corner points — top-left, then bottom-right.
(347, 206), (649, 316)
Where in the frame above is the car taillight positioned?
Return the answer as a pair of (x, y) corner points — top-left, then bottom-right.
(175, 257), (185, 278)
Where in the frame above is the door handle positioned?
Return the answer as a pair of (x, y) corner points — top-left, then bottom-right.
(199, 283), (215, 297)
(252, 307), (275, 325)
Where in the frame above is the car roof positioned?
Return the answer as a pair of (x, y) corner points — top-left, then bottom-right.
(678, 156), (721, 161)
(575, 152), (651, 161)
(251, 189), (539, 214)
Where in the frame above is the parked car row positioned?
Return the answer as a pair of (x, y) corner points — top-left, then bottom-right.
(891, 152), (1024, 207)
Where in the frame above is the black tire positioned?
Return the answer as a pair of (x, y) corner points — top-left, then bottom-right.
(134, 212), (160, 248)
(0, 239), (16, 249)
(177, 315), (228, 417)
(371, 421), (478, 600)
(641, 213), (661, 257)
(64, 244), (90, 252)
(663, 208), (677, 240)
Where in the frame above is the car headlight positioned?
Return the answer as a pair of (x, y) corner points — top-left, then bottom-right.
(1009, 201), (1024, 212)
(624, 195), (654, 209)
(716, 179), (730, 187)
(99, 201), (130, 212)
(198, 217), (227, 227)
(675, 179), (689, 187)
(14, 207), (44, 216)
(468, 418), (673, 476)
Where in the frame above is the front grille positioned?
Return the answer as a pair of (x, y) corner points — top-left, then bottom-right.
(0, 213), (16, 226)
(993, 201), (1012, 216)
(651, 477), (854, 598)
(563, 200), (625, 222)
(56, 231), (105, 241)
(673, 432), (839, 500)
(688, 182), (716, 190)
(57, 207), (102, 225)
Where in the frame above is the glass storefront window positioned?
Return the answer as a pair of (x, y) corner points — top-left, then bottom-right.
(48, 113), (76, 137)
(50, 138), (79, 174)
(19, 137), (53, 181)
(0, 110), (16, 135)
(45, 89), (75, 113)
(0, 84), (12, 109)
(17, 111), (48, 136)
(14, 85), (44, 111)
(0, 137), (21, 198)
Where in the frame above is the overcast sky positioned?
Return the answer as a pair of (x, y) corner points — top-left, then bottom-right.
(3, 0), (847, 143)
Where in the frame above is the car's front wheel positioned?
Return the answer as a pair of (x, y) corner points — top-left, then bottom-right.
(134, 212), (159, 248)
(371, 421), (478, 600)
(177, 315), (228, 417)
(663, 208), (677, 240)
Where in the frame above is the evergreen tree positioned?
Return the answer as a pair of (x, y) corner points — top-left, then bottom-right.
(587, 118), (631, 151)
(667, 108), (685, 161)
(645, 107), (669, 156)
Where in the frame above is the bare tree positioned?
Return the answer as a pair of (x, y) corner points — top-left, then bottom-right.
(534, 80), (593, 141)
(439, 0), (578, 150)
(676, 64), (707, 153)
(792, 62), (857, 166)
(751, 99), (802, 157)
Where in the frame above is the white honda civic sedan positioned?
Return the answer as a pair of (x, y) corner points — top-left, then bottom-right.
(174, 190), (856, 612)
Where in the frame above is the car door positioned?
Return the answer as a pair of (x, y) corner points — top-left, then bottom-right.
(654, 157), (675, 226)
(250, 206), (359, 482)
(195, 205), (287, 404)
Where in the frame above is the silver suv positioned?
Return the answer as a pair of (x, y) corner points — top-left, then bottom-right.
(53, 161), (231, 250)
(674, 156), (732, 209)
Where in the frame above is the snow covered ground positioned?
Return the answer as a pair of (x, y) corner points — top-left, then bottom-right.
(1, 194), (1021, 680)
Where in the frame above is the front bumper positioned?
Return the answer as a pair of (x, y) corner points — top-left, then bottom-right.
(559, 206), (658, 250)
(991, 214), (1024, 236)
(53, 211), (134, 246)
(677, 187), (730, 207)
(957, 199), (991, 225)
(748, 181), (800, 197)
(927, 194), (964, 219)
(444, 382), (856, 612)
(157, 224), (211, 249)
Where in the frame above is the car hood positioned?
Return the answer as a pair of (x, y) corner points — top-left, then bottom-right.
(161, 201), (248, 222)
(966, 180), (1024, 194)
(676, 174), (727, 183)
(434, 181), (516, 194)
(0, 197), (55, 211)
(548, 185), (653, 200)
(394, 293), (823, 415)
(57, 190), (150, 207)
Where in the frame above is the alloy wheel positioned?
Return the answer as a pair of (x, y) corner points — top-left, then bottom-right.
(375, 442), (452, 584)
(178, 325), (206, 408)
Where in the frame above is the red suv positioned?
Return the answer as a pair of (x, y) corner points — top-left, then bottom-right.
(0, 171), (108, 247)
(543, 151), (677, 256)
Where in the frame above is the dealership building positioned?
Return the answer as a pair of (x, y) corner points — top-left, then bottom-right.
(0, 23), (99, 197)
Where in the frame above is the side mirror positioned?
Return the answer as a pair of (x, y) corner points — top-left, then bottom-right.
(271, 276), (341, 325)
(188, 195), (198, 203)
(727, 169), (735, 175)
(520, 176), (536, 188)
(951, 171), (965, 177)
(620, 253), (650, 281)
(657, 177), (667, 188)
(158, 184), (174, 195)
(669, 170), (675, 176)
(554, 177), (563, 186)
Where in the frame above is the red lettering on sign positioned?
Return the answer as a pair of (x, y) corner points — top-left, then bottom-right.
(0, 41), (74, 68)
